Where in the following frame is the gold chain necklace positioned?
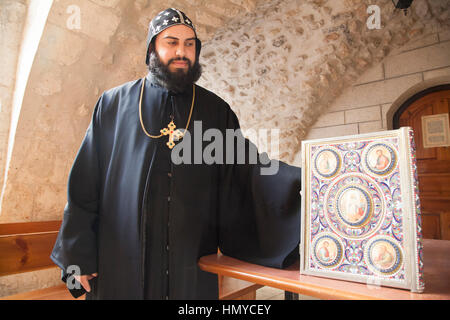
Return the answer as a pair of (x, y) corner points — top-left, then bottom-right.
(139, 77), (195, 149)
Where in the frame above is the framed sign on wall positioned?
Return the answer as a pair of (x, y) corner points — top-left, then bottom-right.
(421, 113), (450, 148)
(300, 127), (424, 292)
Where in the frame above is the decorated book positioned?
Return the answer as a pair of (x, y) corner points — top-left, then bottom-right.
(300, 127), (424, 292)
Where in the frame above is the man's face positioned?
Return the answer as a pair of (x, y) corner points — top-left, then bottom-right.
(154, 24), (197, 74)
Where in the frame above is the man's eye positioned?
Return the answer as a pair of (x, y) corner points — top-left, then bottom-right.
(167, 41), (177, 45)
(186, 42), (194, 47)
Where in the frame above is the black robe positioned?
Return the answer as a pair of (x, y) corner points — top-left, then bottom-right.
(50, 73), (301, 300)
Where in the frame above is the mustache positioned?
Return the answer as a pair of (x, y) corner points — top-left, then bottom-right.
(169, 57), (191, 65)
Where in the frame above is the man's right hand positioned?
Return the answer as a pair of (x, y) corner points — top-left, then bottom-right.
(74, 273), (98, 292)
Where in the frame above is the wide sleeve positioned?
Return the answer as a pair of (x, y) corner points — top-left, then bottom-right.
(218, 106), (301, 269)
(50, 95), (103, 296)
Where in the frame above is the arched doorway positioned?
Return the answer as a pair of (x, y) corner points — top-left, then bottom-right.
(393, 85), (450, 240)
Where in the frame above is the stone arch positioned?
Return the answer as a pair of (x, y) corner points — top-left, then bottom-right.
(386, 76), (450, 130)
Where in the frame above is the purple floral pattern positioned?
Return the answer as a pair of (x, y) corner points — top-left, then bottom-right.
(308, 137), (407, 282)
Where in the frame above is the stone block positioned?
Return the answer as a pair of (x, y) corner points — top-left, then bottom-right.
(423, 66), (450, 80)
(358, 120), (384, 134)
(39, 23), (86, 66)
(327, 100), (353, 112)
(332, 74), (423, 109)
(397, 33), (439, 53)
(354, 63), (384, 85)
(384, 42), (450, 78)
(305, 124), (358, 140)
(345, 105), (381, 124)
(311, 111), (345, 128)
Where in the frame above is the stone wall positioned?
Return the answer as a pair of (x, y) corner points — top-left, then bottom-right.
(0, 0), (262, 224)
(0, 0), (28, 201)
(306, 31), (450, 140)
(198, 0), (450, 163)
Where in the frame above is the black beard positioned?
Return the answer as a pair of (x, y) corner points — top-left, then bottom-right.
(148, 51), (202, 93)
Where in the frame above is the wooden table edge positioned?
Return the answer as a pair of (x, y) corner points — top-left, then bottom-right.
(198, 256), (381, 300)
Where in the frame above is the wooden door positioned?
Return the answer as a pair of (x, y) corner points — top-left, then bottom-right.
(395, 89), (450, 240)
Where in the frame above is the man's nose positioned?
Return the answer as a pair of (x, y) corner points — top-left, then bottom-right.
(176, 44), (186, 57)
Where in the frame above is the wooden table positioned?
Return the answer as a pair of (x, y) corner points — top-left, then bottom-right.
(199, 239), (450, 300)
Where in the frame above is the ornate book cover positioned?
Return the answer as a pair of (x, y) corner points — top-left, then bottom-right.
(300, 127), (424, 293)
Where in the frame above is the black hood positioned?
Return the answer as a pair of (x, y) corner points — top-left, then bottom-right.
(145, 8), (202, 65)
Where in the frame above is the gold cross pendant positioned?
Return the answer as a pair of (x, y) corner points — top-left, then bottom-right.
(160, 120), (185, 149)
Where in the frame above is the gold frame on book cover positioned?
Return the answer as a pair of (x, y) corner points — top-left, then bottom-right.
(300, 127), (424, 293)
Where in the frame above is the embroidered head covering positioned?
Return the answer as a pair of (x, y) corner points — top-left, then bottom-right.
(145, 8), (202, 65)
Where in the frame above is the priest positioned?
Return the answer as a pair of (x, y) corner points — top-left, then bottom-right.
(51, 8), (301, 300)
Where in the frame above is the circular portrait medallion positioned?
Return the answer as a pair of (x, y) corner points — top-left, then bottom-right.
(362, 142), (398, 177)
(313, 147), (342, 179)
(324, 173), (385, 239)
(311, 233), (344, 268)
(364, 236), (403, 276)
(336, 186), (372, 228)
